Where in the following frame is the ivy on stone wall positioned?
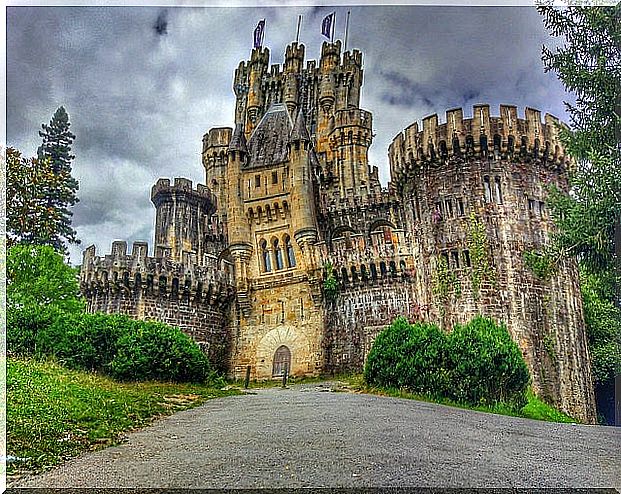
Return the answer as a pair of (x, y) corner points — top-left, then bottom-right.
(523, 249), (557, 280)
(467, 212), (496, 299)
(323, 261), (339, 302)
(433, 254), (461, 317)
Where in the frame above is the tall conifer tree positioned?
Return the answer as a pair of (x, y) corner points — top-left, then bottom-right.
(36, 106), (80, 251)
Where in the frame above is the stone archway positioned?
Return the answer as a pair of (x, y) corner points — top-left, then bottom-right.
(255, 325), (311, 379)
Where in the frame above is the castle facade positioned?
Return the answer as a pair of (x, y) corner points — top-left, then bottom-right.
(80, 39), (596, 423)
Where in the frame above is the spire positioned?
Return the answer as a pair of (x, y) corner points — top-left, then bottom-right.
(228, 123), (248, 155)
(290, 109), (310, 143)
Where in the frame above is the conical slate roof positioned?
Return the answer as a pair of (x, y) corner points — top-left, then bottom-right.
(247, 103), (293, 168)
(290, 108), (310, 142)
(228, 123), (248, 154)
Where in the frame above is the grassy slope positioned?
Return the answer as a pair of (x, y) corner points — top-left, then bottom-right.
(7, 357), (240, 474)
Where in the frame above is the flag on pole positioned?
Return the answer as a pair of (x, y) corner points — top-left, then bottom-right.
(254, 19), (265, 49)
(321, 12), (334, 40)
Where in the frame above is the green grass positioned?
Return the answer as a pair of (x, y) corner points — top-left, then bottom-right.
(7, 357), (241, 474)
(340, 375), (577, 423)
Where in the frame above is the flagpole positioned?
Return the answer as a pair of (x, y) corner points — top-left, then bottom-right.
(296, 14), (302, 43)
(331, 11), (336, 43)
(344, 10), (350, 52)
(262, 18), (266, 48)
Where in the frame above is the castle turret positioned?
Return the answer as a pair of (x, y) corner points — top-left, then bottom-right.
(245, 47), (270, 138)
(202, 127), (232, 243)
(151, 178), (217, 262)
(289, 110), (318, 258)
(226, 123), (253, 311)
(283, 42), (305, 115)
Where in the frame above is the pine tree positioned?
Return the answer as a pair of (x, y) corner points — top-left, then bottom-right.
(36, 106), (80, 251)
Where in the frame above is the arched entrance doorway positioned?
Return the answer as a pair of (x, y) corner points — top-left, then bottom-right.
(272, 345), (291, 377)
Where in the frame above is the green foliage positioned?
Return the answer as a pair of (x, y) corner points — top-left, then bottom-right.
(36, 106), (80, 252)
(467, 213), (496, 298)
(523, 249), (557, 280)
(365, 316), (530, 410)
(323, 261), (339, 301)
(7, 357), (239, 473)
(432, 255), (461, 309)
(108, 320), (213, 382)
(7, 244), (84, 314)
(580, 266), (621, 384)
(364, 317), (449, 395)
(445, 317), (530, 409)
(538, 5), (620, 276)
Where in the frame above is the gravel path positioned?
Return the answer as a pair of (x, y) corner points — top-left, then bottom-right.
(12, 382), (621, 488)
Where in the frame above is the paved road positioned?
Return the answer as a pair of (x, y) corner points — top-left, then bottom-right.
(12, 382), (621, 488)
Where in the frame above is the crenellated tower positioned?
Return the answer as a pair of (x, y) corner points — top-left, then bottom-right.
(80, 31), (596, 424)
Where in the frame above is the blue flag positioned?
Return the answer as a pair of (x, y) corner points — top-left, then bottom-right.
(254, 19), (265, 49)
(321, 12), (334, 39)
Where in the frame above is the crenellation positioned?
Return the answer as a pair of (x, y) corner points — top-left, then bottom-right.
(80, 35), (595, 423)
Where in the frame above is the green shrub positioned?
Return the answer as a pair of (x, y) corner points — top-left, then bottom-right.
(7, 305), (65, 356)
(445, 316), (530, 409)
(364, 315), (530, 410)
(108, 320), (212, 382)
(364, 317), (449, 397)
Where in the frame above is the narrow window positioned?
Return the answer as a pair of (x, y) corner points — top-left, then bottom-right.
(360, 264), (368, 281)
(255, 174), (261, 188)
(285, 235), (296, 267)
(380, 261), (387, 277)
(494, 176), (503, 204)
(463, 250), (471, 267)
(370, 263), (378, 281)
(528, 198), (535, 211)
(451, 250), (460, 268)
(273, 239), (284, 270)
(483, 176), (492, 203)
(458, 199), (465, 216)
(389, 261), (397, 277)
(445, 199), (453, 218)
(539, 201), (545, 215)
(351, 266), (359, 283)
(272, 170), (278, 185)
(261, 240), (271, 272)
(341, 267), (350, 284)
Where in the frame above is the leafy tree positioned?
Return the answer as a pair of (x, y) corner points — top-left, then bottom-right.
(7, 148), (75, 249)
(7, 244), (84, 314)
(537, 5), (620, 278)
(538, 4), (620, 422)
(36, 106), (80, 251)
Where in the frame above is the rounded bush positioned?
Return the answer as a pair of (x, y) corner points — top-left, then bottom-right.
(107, 320), (212, 383)
(364, 317), (449, 397)
(364, 315), (530, 410)
(445, 316), (530, 408)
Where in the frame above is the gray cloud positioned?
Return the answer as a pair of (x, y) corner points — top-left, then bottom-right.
(6, 6), (574, 265)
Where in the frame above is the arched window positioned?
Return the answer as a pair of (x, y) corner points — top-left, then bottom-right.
(389, 261), (397, 277)
(351, 266), (359, 283)
(380, 261), (387, 277)
(261, 239), (271, 272)
(341, 267), (350, 284)
(483, 175), (492, 203)
(273, 238), (284, 270)
(284, 235), (296, 267)
(370, 263), (378, 281)
(360, 264), (368, 281)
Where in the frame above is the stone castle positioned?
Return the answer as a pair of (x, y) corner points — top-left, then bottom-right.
(80, 38), (596, 423)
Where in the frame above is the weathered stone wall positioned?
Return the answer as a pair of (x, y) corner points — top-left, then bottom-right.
(323, 278), (419, 374)
(80, 241), (235, 372)
(388, 104), (596, 423)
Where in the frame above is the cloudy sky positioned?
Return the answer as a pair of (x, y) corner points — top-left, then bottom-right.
(6, 4), (573, 265)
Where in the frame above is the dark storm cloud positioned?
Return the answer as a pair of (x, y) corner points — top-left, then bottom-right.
(6, 5), (573, 264)
(154, 9), (169, 36)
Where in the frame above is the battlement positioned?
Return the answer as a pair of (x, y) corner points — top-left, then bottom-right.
(388, 104), (570, 182)
(203, 127), (232, 152)
(342, 49), (362, 68)
(285, 41), (305, 61)
(250, 46), (270, 66)
(332, 108), (373, 131)
(151, 178), (216, 210)
(321, 40), (342, 61)
(81, 241), (235, 303)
